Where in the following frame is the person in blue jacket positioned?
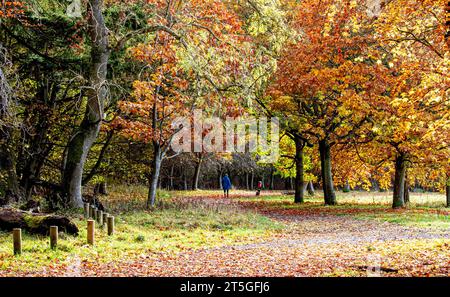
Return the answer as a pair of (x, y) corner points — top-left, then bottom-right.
(222, 174), (232, 198)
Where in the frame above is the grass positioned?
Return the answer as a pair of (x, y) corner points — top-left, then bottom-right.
(0, 186), (448, 275)
(236, 191), (450, 229)
(238, 190), (447, 207)
(0, 189), (283, 275)
(351, 211), (450, 229)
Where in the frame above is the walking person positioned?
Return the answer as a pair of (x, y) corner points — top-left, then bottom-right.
(256, 180), (263, 196)
(222, 174), (232, 198)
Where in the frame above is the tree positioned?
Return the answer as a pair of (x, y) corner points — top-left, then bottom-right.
(0, 41), (20, 203)
(268, 0), (385, 205)
(114, 0), (291, 206)
(1, 2), (27, 203)
(273, 133), (314, 202)
(114, 0), (247, 207)
(62, 0), (111, 208)
(0, 1), (91, 207)
(371, 0), (449, 208)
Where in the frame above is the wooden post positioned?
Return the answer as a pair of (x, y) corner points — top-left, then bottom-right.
(107, 216), (114, 236)
(13, 228), (22, 255)
(92, 207), (98, 220)
(102, 212), (108, 228)
(84, 203), (90, 219)
(50, 226), (58, 249)
(87, 220), (95, 245)
(97, 210), (103, 226)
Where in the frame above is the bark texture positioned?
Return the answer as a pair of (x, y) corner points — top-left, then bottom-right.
(192, 153), (203, 190)
(294, 135), (304, 203)
(62, 0), (110, 208)
(392, 153), (407, 209)
(307, 181), (315, 196)
(403, 172), (410, 205)
(147, 143), (163, 208)
(0, 58), (22, 203)
(0, 207), (78, 235)
(319, 139), (337, 205)
(446, 184), (450, 208)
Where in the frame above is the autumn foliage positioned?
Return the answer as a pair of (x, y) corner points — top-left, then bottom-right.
(266, 0), (449, 208)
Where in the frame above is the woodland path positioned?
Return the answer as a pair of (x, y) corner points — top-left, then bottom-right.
(16, 196), (450, 276)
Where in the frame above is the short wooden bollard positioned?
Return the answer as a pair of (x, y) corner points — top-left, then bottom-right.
(50, 226), (58, 249)
(97, 210), (103, 226)
(13, 228), (22, 255)
(87, 220), (95, 245)
(84, 203), (90, 219)
(107, 216), (114, 236)
(102, 212), (108, 228)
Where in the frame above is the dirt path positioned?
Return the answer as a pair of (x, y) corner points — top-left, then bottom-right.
(17, 197), (450, 277)
(77, 200), (450, 276)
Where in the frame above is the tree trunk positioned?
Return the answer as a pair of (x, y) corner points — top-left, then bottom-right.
(307, 181), (315, 196)
(183, 173), (188, 190)
(62, 0), (110, 208)
(446, 2), (450, 49)
(93, 182), (108, 195)
(269, 168), (274, 190)
(169, 164), (174, 190)
(403, 171), (409, 205)
(245, 172), (249, 190)
(250, 171), (254, 190)
(192, 153), (203, 190)
(392, 153), (407, 209)
(0, 208), (79, 235)
(343, 180), (350, 192)
(0, 64), (22, 204)
(147, 143), (163, 208)
(294, 135), (304, 203)
(82, 130), (114, 186)
(446, 181), (450, 208)
(370, 178), (380, 192)
(0, 133), (21, 204)
(98, 181), (108, 195)
(219, 171), (223, 189)
(319, 139), (337, 205)
(303, 182), (308, 193)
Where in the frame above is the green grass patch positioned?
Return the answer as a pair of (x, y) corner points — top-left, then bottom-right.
(0, 197), (283, 275)
(351, 211), (450, 229)
(237, 193), (449, 229)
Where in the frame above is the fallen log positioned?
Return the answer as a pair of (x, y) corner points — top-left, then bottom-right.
(0, 207), (79, 236)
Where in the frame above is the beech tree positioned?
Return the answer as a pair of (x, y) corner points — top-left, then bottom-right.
(370, 0), (449, 208)
(268, 0), (387, 205)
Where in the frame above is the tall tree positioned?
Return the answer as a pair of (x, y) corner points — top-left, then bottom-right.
(269, 0), (385, 205)
(372, 0), (449, 208)
(62, 0), (110, 208)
